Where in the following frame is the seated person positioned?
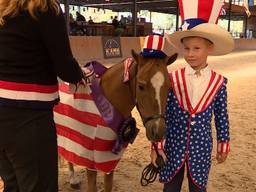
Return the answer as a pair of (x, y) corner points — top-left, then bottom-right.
(76, 11), (85, 22)
(88, 16), (94, 24)
(112, 16), (119, 29)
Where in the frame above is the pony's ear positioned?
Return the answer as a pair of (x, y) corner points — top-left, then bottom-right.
(131, 49), (140, 63)
(166, 53), (178, 66)
(129, 59), (138, 79)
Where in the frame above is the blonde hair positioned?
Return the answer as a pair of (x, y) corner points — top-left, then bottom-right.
(0, 0), (60, 26)
(181, 36), (213, 46)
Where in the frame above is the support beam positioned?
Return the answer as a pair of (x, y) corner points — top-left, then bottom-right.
(244, 13), (248, 38)
(64, 0), (70, 34)
(69, 0), (173, 7)
(133, 0), (137, 36)
(175, 0), (179, 31)
(227, 0), (232, 32)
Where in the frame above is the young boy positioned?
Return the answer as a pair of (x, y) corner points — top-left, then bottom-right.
(151, 1), (234, 191)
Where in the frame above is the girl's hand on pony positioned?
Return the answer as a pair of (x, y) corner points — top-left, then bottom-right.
(73, 78), (87, 92)
(150, 149), (167, 168)
(216, 152), (228, 164)
(78, 78), (87, 85)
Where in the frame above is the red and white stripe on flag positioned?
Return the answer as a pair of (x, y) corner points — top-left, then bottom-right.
(54, 83), (125, 173)
(220, 7), (226, 16)
(143, 35), (164, 51)
(178, 0), (224, 23)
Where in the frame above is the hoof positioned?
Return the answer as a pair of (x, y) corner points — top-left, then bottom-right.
(70, 183), (81, 190)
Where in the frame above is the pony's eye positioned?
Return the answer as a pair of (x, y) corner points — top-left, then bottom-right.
(138, 80), (147, 91)
(138, 85), (144, 91)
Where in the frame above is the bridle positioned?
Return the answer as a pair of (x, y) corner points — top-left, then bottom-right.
(128, 61), (165, 127)
(142, 114), (165, 126)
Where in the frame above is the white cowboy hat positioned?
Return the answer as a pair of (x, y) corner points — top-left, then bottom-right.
(166, 0), (235, 56)
(165, 23), (234, 56)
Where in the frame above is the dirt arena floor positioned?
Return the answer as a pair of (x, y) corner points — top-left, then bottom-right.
(1, 50), (256, 192)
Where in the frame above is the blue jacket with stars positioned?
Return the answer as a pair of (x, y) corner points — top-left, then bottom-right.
(159, 68), (230, 189)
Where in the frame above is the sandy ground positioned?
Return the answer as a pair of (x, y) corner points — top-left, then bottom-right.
(1, 50), (256, 192)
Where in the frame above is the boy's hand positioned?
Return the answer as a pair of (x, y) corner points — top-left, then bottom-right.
(216, 152), (228, 163)
(150, 149), (167, 168)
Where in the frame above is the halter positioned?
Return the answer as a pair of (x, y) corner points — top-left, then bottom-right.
(142, 114), (165, 127)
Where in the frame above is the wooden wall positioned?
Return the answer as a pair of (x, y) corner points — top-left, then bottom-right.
(69, 37), (256, 66)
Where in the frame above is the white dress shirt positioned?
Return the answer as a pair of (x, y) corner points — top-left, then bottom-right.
(185, 64), (211, 109)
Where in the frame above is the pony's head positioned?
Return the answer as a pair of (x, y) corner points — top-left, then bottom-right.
(131, 50), (178, 142)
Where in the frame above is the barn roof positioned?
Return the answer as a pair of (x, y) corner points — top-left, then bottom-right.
(60, 0), (256, 16)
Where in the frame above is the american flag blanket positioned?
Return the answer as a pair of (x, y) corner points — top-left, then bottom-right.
(54, 83), (125, 173)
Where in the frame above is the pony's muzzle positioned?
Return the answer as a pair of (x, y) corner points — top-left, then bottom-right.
(145, 118), (166, 142)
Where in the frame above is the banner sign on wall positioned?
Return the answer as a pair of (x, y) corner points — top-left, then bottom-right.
(102, 36), (122, 59)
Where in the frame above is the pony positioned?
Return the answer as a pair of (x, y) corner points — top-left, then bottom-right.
(54, 50), (178, 191)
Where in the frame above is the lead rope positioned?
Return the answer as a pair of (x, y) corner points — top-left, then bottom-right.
(140, 143), (165, 186)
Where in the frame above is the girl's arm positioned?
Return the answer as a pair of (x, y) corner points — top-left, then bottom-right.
(38, 7), (84, 84)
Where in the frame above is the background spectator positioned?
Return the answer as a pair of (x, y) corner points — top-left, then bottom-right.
(76, 11), (85, 22)
(88, 16), (94, 24)
(112, 16), (119, 29)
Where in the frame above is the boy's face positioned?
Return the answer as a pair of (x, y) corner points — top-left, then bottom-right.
(182, 37), (213, 69)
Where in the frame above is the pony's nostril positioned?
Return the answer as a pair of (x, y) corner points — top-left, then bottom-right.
(152, 126), (160, 141)
(151, 127), (155, 138)
(146, 126), (156, 141)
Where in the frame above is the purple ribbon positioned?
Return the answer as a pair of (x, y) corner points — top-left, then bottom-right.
(84, 61), (134, 154)
(90, 77), (125, 133)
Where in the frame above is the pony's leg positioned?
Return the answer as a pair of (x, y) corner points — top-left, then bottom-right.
(86, 169), (97, 192)
(104, 171), (114, 192)
(68, 162), (81, 189)
(58, 155), (65, 167)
